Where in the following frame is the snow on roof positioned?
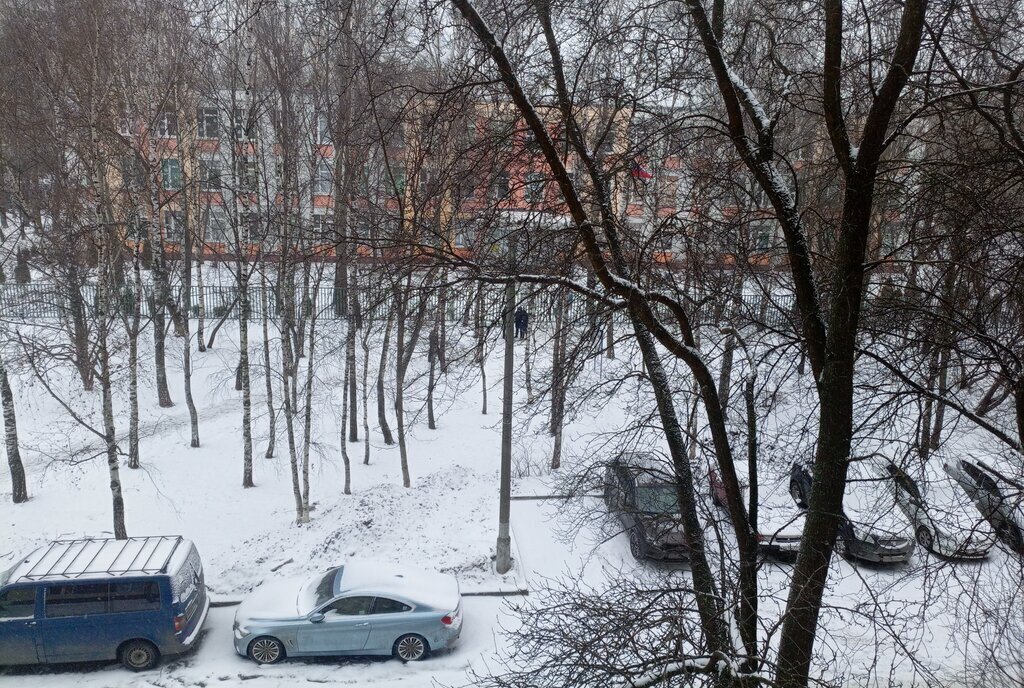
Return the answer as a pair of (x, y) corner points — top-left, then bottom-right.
(9, 536), (189, 583)
(336, 560), (460, 612)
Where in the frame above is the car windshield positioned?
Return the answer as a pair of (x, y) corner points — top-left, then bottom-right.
(0, 564), (12, 587)
(310, 567), (342, 609)
(635, 484), (679, 514)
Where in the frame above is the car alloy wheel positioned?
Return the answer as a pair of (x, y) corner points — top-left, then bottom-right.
(789, 480), (806, 509)
(394, 634), (427, 661)
(249, 637), (285, 664)
(120, 640), (159, 672)
(916, 526), (934, 552)
(628, 529), (645, 559)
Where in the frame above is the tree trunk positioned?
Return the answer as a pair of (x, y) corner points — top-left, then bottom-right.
(182, 219), (200, 447)
(427, 327), (437, 430)
(300, 303), (317, 517)
(66, 266), (94, 391)
(127, 254), (142, 469)
(97, 246), (127, 540)
(361, 326), (372, 465)
(1014, 378), (1024, 450)
(240, 274), (254, 488)
(347, 269), (359, 442)
(929, 345), (949, 450)
(0, 345), (28, 503)
(153, 303), (173, 407)
(376, 312), (395, 445)
(196, 260), (206, 352)
(340, 331), (352, 495)
(550, 287), (567, 470)
(262, 275), (276, 458)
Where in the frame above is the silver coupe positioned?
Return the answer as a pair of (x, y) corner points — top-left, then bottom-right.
(233, 561), (463, 663)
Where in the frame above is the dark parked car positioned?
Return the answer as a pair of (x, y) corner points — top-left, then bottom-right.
(709, 469), (802, 561)
(790, 462), (915, 564)
(0, 536), (209, 671)
(886, 462), (994, 560)
(944, 459), (1024, 554)
(604, 453), (688, 562)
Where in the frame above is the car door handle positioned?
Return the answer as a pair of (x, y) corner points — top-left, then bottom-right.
(354, 622), (369, 627)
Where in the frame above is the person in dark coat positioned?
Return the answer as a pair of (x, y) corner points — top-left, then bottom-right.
(514, 306), (528, 338)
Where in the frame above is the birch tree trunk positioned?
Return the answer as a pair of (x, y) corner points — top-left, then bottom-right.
(261, 273), (276, 458)
(0, 344), (27, 503)
(361, 325), (371, 465)
(340, 328), (352, 494)
(127, 250), (142, 469)
(240, 272), (254, 488)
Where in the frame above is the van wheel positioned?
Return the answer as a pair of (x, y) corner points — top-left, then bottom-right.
(248, 636), (286, 664)
(119, 639), (159, 671)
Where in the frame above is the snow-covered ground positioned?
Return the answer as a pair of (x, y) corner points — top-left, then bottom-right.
(1, 319), (1023, 687)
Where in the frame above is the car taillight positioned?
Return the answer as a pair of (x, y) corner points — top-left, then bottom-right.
(756, 534), (765, 542)
(174, 614), (186, 633)
(441, 615), (454, 625)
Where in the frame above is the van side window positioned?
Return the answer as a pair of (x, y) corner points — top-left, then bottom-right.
(110, 582), (161, 613)
(0, 587), (36, 619)
(46, 583), (109, 617)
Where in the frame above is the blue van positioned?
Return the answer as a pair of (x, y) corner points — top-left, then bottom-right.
(0, 536), (209, 671)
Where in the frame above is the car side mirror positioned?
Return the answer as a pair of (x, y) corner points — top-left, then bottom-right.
(309, 612), (325, 623)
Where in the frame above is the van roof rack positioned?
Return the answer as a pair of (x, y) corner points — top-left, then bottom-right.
(14, 536), (185, 583)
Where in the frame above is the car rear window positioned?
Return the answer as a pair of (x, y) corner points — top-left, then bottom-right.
(373, 597), (411, 614)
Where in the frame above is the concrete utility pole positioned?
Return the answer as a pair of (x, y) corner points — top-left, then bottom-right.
(496, 272), (515, 574)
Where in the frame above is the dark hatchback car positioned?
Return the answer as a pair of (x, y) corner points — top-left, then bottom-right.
(790, 462), (914, 564)
(604, 453), (688, 562)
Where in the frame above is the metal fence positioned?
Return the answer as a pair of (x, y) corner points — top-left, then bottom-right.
(0, 282), (795, 330)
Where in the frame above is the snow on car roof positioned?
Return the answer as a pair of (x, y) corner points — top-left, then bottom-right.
(9, 536), (190, 583)
(336, 560), (460, 611)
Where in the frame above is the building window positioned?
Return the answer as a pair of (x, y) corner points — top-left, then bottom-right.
(127, 211), (149, 241)
(754, 223), (772, 252)
(120, 155), (145, 191)
(453, 220), (473, 247)
(232, 107), (256, 141)
(197, 107), (220, 139)
(155, 112), (178, 138)
(389, 166), (406, 195)
(236, 157), (259, 192)
(162, 210), (184, 242)
(525, 172), (546, 205)
(316, 114), (331, 145)
(239, 211), (262, 240)
(313, 159), (333, 195)
(199, 159), (222, 191)
(491, 172), (510, 201)
(160, 158), (182, 191)
(418, 169), (433, 198)
(204, 205), (230, 243)
(311, 213), (332, 240)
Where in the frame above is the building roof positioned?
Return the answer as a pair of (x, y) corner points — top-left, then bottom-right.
(6, 536), (189, 584)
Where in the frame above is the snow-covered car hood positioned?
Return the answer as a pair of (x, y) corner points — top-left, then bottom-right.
(844, 466), (912, 539)
(235, 575), (309, 624)
(756, 485), (805, 539)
